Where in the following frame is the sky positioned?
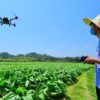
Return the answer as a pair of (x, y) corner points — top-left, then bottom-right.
(0, 0), (99, 57)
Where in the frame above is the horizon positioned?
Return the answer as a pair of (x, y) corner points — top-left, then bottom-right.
(0, 0), (99, 57)
(0, 51), (91, 58)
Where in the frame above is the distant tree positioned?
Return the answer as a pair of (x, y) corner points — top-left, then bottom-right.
(0, 52), (14, 59)
(16, 54), (25, 57)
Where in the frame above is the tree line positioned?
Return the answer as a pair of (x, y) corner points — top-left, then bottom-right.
(0, 52), (83, 62)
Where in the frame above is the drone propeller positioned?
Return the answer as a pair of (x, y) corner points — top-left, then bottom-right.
(14, 16), (18, 20)
(13, 24), (16, 27)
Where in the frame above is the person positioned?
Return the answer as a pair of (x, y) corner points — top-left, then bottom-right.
(83, 15), (100, 100)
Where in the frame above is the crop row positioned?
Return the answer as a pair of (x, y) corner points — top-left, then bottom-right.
(0, 62), (93, 100)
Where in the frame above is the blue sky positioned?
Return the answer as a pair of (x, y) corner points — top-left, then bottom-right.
(0, 0), (99, 57)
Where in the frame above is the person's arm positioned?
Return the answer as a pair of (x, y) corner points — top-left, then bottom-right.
(84, 56), (100, 64)
(94, 58), (100, 64)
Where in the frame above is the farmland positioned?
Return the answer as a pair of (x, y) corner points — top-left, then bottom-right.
(0, 62), (94, 100)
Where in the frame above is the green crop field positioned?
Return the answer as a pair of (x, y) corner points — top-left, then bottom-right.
(0, 62), (94, 100)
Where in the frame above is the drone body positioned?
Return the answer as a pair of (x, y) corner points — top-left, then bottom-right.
(0, 16), (18, 27)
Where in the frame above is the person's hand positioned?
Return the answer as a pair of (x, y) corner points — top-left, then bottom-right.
(84, 56), (96, 64)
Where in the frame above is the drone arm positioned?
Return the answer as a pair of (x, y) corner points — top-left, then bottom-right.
(10, 18), (15, 21)
(10, 16), (18, 21)
(11, 23), (16, 27)
(0, 22), (3, 25)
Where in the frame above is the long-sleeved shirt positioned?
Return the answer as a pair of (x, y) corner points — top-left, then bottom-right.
(95, 40), (100, 88)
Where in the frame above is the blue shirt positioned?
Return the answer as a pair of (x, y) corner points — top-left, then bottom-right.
(95, 40), (100, 88)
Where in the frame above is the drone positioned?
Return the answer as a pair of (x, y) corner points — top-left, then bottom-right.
(0, 16), (18, 27)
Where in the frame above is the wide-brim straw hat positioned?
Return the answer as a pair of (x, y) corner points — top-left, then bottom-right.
(83, 15), (100, 28)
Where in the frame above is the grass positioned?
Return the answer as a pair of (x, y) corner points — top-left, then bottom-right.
(67, 68), (97, 100)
